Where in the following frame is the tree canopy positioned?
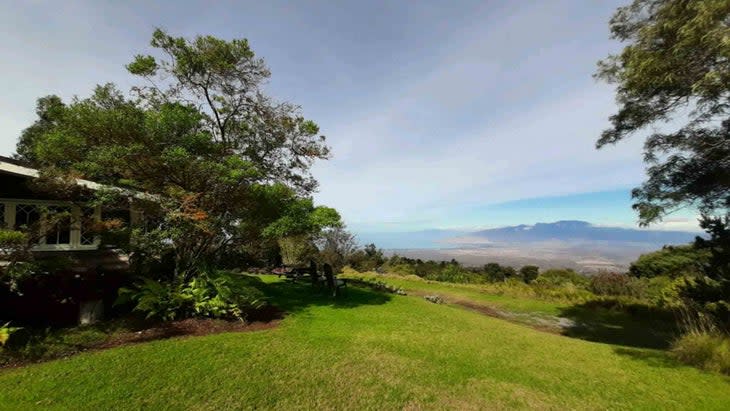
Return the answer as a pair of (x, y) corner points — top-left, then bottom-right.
(596, 0), (730, 224)
(14, 30), (339, 279)
(126, 29), (329, 194)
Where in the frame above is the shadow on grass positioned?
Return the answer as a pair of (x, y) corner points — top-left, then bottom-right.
(558, 300), (679, 349)
(612, 347), (682, 369)
(250, 276), (392, 315)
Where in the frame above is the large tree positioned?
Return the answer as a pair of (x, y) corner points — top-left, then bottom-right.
(596, 0), (729, 224)
(126, 29), (329, 194)
(16, 30), (338, 280)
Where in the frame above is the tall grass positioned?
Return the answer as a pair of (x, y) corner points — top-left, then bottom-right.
(670, 301), (730, 375)
(671, 332), (730, 375)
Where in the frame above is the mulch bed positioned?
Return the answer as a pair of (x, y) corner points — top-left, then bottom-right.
(97, 307), (284, 349)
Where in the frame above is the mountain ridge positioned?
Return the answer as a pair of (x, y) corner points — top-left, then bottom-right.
(470, 220), (697, 245)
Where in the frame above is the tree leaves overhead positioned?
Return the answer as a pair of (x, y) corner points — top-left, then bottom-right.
(127, 29), (329, 193)
(597, 0), (730, 224)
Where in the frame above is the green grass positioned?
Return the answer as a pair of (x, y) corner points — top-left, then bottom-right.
(344, 272), (679, 349)
(1, 275), (728, 410)
(342, 271), (564, 314)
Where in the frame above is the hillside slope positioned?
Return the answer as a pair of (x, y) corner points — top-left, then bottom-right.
(1, 276), (728, 410)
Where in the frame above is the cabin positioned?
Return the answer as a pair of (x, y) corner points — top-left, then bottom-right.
(0, 155), (145, 325)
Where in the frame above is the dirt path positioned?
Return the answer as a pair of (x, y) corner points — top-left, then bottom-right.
(408, 288), (576, 334)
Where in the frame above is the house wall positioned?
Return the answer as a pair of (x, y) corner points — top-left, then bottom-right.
(1, 171), (134, 325)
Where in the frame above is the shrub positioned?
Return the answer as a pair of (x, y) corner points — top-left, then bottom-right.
(534, 269), (589, 287)
(425, 265), (483, 284)
(0, 322), (21, 347)
(118, 271), (265, 321)
(519, 265), (540, 284)
(278, 235), (318, 267)
(347, 244), (385, 272)
(589, 272), (646, 298)
(676, 276), (730, 331)
(483, 263), (516, 282)
(671, 332), (730, 375)
(387, 263), (417, 276)
(629, 245), (709, 278)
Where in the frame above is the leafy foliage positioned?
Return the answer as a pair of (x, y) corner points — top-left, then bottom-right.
(347, 243), (386, 272)
(671, 332), (730, 375)
(590, 272), (646, 298)
(277, 235), (318, 267)
(0, 225), (61, 293)
(126, 28), (329, 193)
(483, 262), (516, 282)
(0, 322), (21, 347)
(263, 197), (341, 239)
(315, 226), (357, 273)
(534, 268), (589, 287)
(629, 244), (709, 278)
(677, 216), (730, 330)
(596, 0), (730, 223)
(519, 265), (540, 284)
(424, 264), (484, 284)
(118, 271), (265, 321)
(16, 29), (338, 279)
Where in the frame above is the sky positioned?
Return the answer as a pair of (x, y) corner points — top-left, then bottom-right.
(0, 0), (702, 236)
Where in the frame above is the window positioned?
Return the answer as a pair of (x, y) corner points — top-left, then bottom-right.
(80, 207), (97, 246)
(45, 206), (72, 245)
(0, 199), (101, 251)
(15, 204), (41, 230)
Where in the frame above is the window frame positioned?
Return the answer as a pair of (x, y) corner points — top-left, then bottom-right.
(0, 198), (102, 251)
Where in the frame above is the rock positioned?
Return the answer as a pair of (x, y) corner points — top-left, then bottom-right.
(424, 295), (444, 304)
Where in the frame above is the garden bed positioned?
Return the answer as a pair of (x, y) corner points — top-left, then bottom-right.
(1, 305), (283, 369)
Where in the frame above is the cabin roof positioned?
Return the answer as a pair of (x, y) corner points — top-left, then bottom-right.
(0, 155), (155, 201)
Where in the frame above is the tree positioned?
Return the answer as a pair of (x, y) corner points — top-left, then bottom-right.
(347, 243), (386, 272)
(262, 197), (342, 267)
(680, 215), (730, 330)
(483, 263), (502, 282)
(483, 262), (515, 282)
(315, 226), (357, 273)
(126, 29), (329, 194)
(15, 95), (65, 163)
(519, 265), (539, 284)
(596, 0), (730, 224)
(17, 30), (335, 280)
(629, 245), (710, 278)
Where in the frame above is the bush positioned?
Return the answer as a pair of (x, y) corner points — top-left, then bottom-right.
(347, 244), (385, 272)
(589, 272), (646, 298)
(519, 265), (540, 284)
(118, 271), (265, 321)
(671, 332), (730, 375)
(0, 322), (21, 347)
(534, 269), (589, 287)
(629, 245), (709, 278)
(483, 263), (516, 282)
(425, 264), (483, 284)
(677, 277), (730, 331)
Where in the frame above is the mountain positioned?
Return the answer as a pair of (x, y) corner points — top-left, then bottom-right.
(469, 220), (697, 245)
(360, 221), (701, 273)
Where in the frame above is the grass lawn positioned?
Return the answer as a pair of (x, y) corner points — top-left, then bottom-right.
(1, 275), (728, 410)
(344, 272), (680, 349)
(341, 271), (565, 314)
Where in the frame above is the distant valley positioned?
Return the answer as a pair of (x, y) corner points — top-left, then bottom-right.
(359, 220), (700, 273)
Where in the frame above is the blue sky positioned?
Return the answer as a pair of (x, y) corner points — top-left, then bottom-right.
(0, 1), (701, 234)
